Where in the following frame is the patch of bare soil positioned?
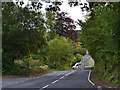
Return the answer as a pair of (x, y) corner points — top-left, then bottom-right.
(90, 70), (118, 88)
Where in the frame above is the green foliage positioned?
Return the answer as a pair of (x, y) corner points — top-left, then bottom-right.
(76, 54), (83, 62)
(46, 36), (75, 70)
(71, 54), (83, 66)
(2, 2), (46, 74)
(74, 42), (86, 55)
(88, 57), (94, 67)
(79, 3), (119, 86)
(45, 11), (57, 40)
(115, 79), (119, 87)
(39, 65), (49, 70)
(108, 75), (115, 81)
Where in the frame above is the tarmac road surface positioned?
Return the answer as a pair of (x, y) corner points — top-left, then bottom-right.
(2, 70), (98, 90)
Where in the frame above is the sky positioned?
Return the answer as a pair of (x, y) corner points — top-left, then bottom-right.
(13, 0), (89, 30)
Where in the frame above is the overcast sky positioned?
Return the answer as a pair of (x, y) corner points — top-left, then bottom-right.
(13, 0), (89, 30)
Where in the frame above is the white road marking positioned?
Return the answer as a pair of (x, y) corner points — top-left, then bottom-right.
(72, 71), (75, 73)
(88, 70), (95, 85)
(52, 80), (59, 84)
(40, 85), (49, 90)
(67, 73), (70, 75)
(65, 74), (69, 76)
(98, 86), (102, 90)
(65, 71), (74, 76)
(60, 76), (64, 79)
(68, 72), (72, 75)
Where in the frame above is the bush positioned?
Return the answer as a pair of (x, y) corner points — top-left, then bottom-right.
(75, 42), (86, 55)
(8, 64), (27, 75)
(40, 65), (49, 70)
(76, 54), (83, 62)
(79, 3), (119, 86)
(29, 68), (45, 75)
(46, 36), (75, 70)
(71, 56), (77, 66)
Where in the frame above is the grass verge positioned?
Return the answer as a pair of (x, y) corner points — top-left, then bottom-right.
(90, 70), (118, 88)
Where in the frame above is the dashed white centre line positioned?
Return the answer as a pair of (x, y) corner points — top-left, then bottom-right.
(71, 71), (75, 73)
(60, 76), (64, 79)
(65, 74), (68, 76)
(68, 72), (72, 75)
(40, 71), (75, 90)
(52, 80), (59, 84)
(40, 85), (49, 90)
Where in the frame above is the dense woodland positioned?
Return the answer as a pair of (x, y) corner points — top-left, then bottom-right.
(2, 1), (119, 87)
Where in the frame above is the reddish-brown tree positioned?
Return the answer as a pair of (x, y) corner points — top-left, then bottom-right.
(55, 12), (79, 42)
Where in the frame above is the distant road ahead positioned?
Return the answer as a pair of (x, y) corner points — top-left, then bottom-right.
(2, 70), (98, 90)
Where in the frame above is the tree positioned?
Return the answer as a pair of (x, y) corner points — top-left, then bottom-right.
(45, 11), (57, 40)
(2, 2), (46, 73)
(46, 36), (75, 70)
(55, 12), (79, 42)
(79, 3), (119, 86)
(45, 1), (62, 12)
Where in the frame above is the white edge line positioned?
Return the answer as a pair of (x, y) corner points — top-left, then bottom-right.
(88, 70), (95, 85)
(52, 80), (59, 84)
(88, 70), (103, 89)
(98, 86), (102, 88)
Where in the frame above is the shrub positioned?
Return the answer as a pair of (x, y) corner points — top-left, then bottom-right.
(46, 36), (74, 70)
(40, 65), (49, 70)
(76, 54), (83, 62)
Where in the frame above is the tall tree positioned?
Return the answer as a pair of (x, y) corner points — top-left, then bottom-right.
(79, 3), (119, 86)
(2, 2), (46, 72)
(55, 12), (79, 42)
(45, 11), (57, 40)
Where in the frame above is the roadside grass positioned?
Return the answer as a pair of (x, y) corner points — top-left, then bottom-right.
(2, 67), (52, 78)
(50, 66), (72, 72)
(50, 69), (60, 71)
(3, 59), (53, 78)
(4, 59), (72, 78)
(29, 67), (52, 78)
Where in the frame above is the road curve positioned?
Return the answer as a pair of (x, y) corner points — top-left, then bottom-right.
(2, 70), (98, 90)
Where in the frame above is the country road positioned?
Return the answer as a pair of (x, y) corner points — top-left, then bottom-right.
(2, 70), (99, 90)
